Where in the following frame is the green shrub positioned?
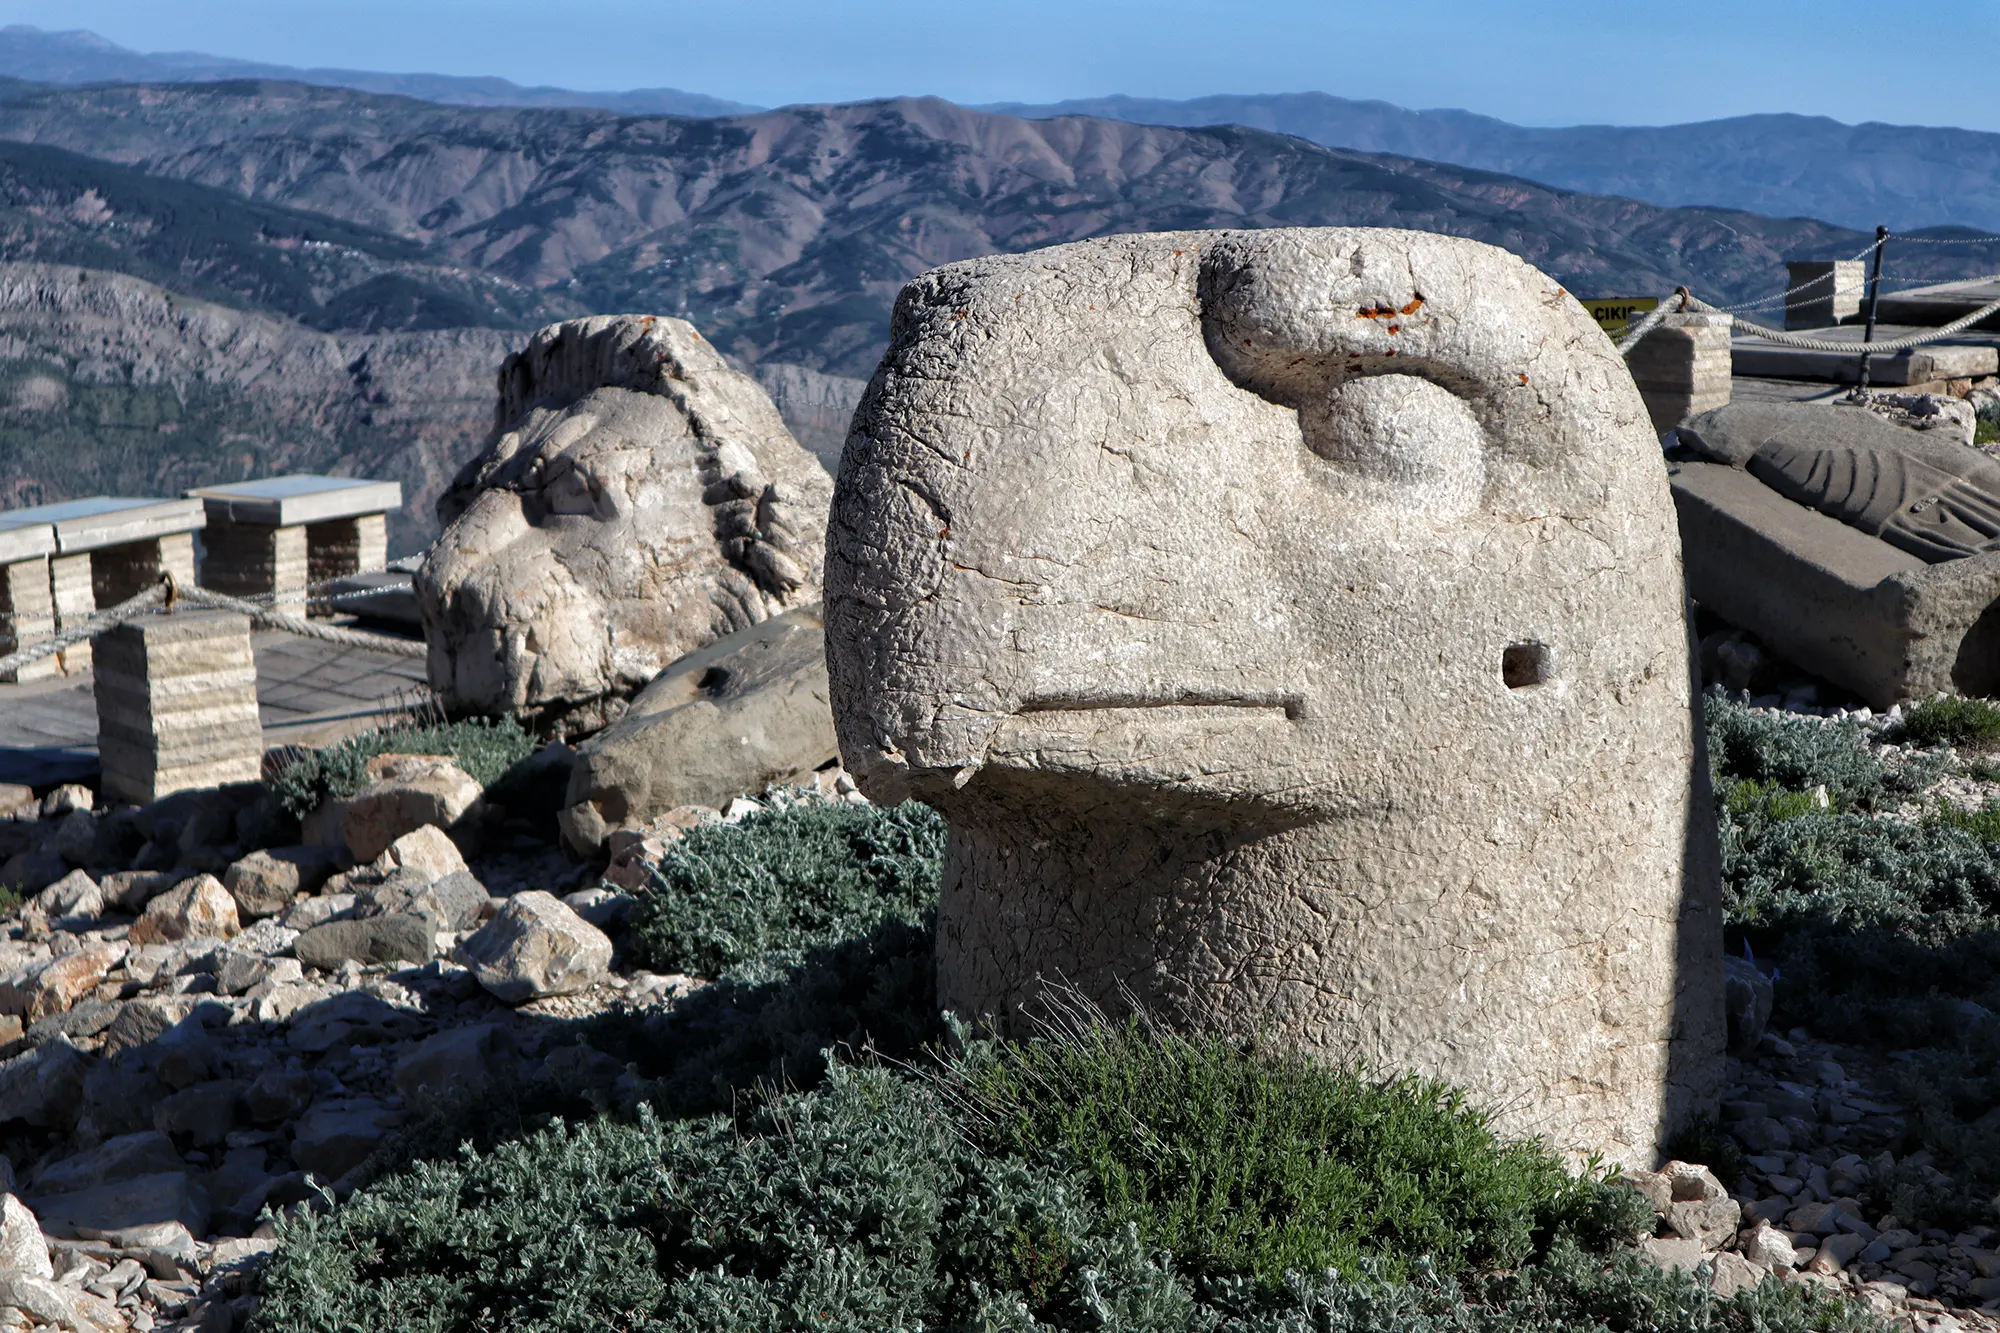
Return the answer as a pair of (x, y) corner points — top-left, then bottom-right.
(1705, 690), (1884, 811)
(268, 717), (537, 820)
(1889, 695), (2000, 749)
(1928, 800), (2000, 843)
(1722, 809), (2000, 936)
(631, 800), (946, 982)
(945, 1013), (1628, 1289)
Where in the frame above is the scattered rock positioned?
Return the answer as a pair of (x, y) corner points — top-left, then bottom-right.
(40, 786), (91, 818)
(26, 1171), (209, 1240)
(1640, 1236), (1706, 1274)
(292, 915), (435, 970)
(222, 847), (335, 920)
(0, 785), (35, 821)
(1741, 1220), (1800, 1269)
(290, 1098), (399, 1180)
(31, 1134), (184, 1197)
(128, 876), (239, 947)
(0, 1273), (122, 1333)
(1708, 1250), (1764, 1298)
(96, 871), (177, 915)
(26, 870), (101, 927)
(455, 891), (612, 1003)
(304, 754), (483, 862)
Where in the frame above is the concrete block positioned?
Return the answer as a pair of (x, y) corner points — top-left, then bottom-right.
(187, 476), (400, 527)
(1670, 461), (2000, 707)
(94, 613), (262, 805)
(0, 557), (57, 683)
(1628, 312), (1733, 434)
(1784, 260), (1866, 330)
(197, 520), (308, 607)
(47, 553), (93, 674)
(16, 497), (205, 555)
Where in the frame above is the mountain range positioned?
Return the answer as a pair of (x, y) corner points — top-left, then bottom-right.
(1, 65), (1998, 551)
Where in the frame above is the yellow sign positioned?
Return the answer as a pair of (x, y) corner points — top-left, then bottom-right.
(1578, 297), (1659, 340)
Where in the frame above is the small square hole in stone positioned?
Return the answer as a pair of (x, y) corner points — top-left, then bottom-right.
(1502, 642), (1549, 689)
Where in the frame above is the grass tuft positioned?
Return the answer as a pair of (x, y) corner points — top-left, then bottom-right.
(1889, 695), (2000, 749)
(267, 716), (537, 821)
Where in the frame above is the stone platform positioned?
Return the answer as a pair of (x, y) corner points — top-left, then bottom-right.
(0, 620), (428, 788)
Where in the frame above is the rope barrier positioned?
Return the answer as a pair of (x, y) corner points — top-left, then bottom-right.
(0, 573), (426, 678)
(1691, 291), (2000, 353)
(0, 582), (167, 679)
(176, 585), (427, 658)
(1615, 289), (1689, 353)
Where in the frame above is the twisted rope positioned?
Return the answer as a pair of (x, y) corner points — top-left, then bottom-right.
(0, 581), (167, 679)
(176, 585), (426, 657)
(0, 573), (426, 679)
(1695, 290), (2000, 353)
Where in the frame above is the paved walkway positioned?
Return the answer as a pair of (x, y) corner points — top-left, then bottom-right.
(0, 622), (429, 787)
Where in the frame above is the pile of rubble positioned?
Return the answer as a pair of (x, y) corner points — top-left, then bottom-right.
(0, 755), (850, 1332)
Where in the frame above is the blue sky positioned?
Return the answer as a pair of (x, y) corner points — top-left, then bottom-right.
(6, 0), (1999, 131)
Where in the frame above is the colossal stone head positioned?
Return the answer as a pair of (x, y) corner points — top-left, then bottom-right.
(826, 228), (1722, 1163)
(419, 316), (832, 732)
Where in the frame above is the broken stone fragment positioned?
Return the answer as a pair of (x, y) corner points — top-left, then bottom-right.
(0, 946), (124, 1024)
(0, 1040), (88, 1130)
(127, 876), (239, 947)
(455, 891), (611, 1003)
(1741, 1219), (1801, 1269)
(26, 871), (101, 927)
(0, 1272), (122, 1333)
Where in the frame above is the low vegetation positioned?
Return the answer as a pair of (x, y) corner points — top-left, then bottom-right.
(252, 796), (1884, 1332)
(268, 716), (538, 822)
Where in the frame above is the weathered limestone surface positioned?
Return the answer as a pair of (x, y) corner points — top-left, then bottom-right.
(307, 513), (388, 587)
(93, 613), (262, 805)
(826, 227), (1722, 1164)
(417, 315), (834, 731)
(559, 608), (838, 856)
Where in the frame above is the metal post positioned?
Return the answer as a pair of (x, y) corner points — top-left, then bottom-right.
(1851, 226), (1890, 398)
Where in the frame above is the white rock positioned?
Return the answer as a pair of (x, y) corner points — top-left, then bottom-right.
(1742, 1220), (1800, 1269)
(0, 1196), (50, 1279)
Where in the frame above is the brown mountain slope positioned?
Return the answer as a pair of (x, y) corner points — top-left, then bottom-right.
(2, 84), (1992, 377)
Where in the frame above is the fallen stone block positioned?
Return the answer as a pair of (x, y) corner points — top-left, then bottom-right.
(30, 1133), (184, 1198)
(455, 891), (612, 1003)
(559, 608), (839, 856)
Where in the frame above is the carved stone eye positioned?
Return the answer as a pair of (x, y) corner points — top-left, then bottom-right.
(1297, 373), (1487, 518)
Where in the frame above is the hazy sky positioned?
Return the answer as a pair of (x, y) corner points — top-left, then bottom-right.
(5, 0), (1998, 131)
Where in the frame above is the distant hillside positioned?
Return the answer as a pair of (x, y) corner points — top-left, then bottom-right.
(988, 93), (2000, 234)
(4, 83), (1997, 380)
(0, 24), (756, 117)
(0, 139), (574, 332)
(0, 264), (512, 555)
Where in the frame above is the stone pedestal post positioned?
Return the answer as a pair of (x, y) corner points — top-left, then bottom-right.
(48, 553), (95, 673)
(201, 521), (309, 607)
(95, 611), (262, 805)
(307, 513), (389, 587)
(1784, 260), (1866, 331)
(1628, 311), (1734, 436)
(0, 558), (57, 683)
(92, 532), (199, 606)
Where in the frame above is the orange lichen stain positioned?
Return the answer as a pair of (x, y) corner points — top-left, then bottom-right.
(1400, 296), (1425, 315)
(1519, 373), (1529, 386)
(1386, 324), (1401, 335)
